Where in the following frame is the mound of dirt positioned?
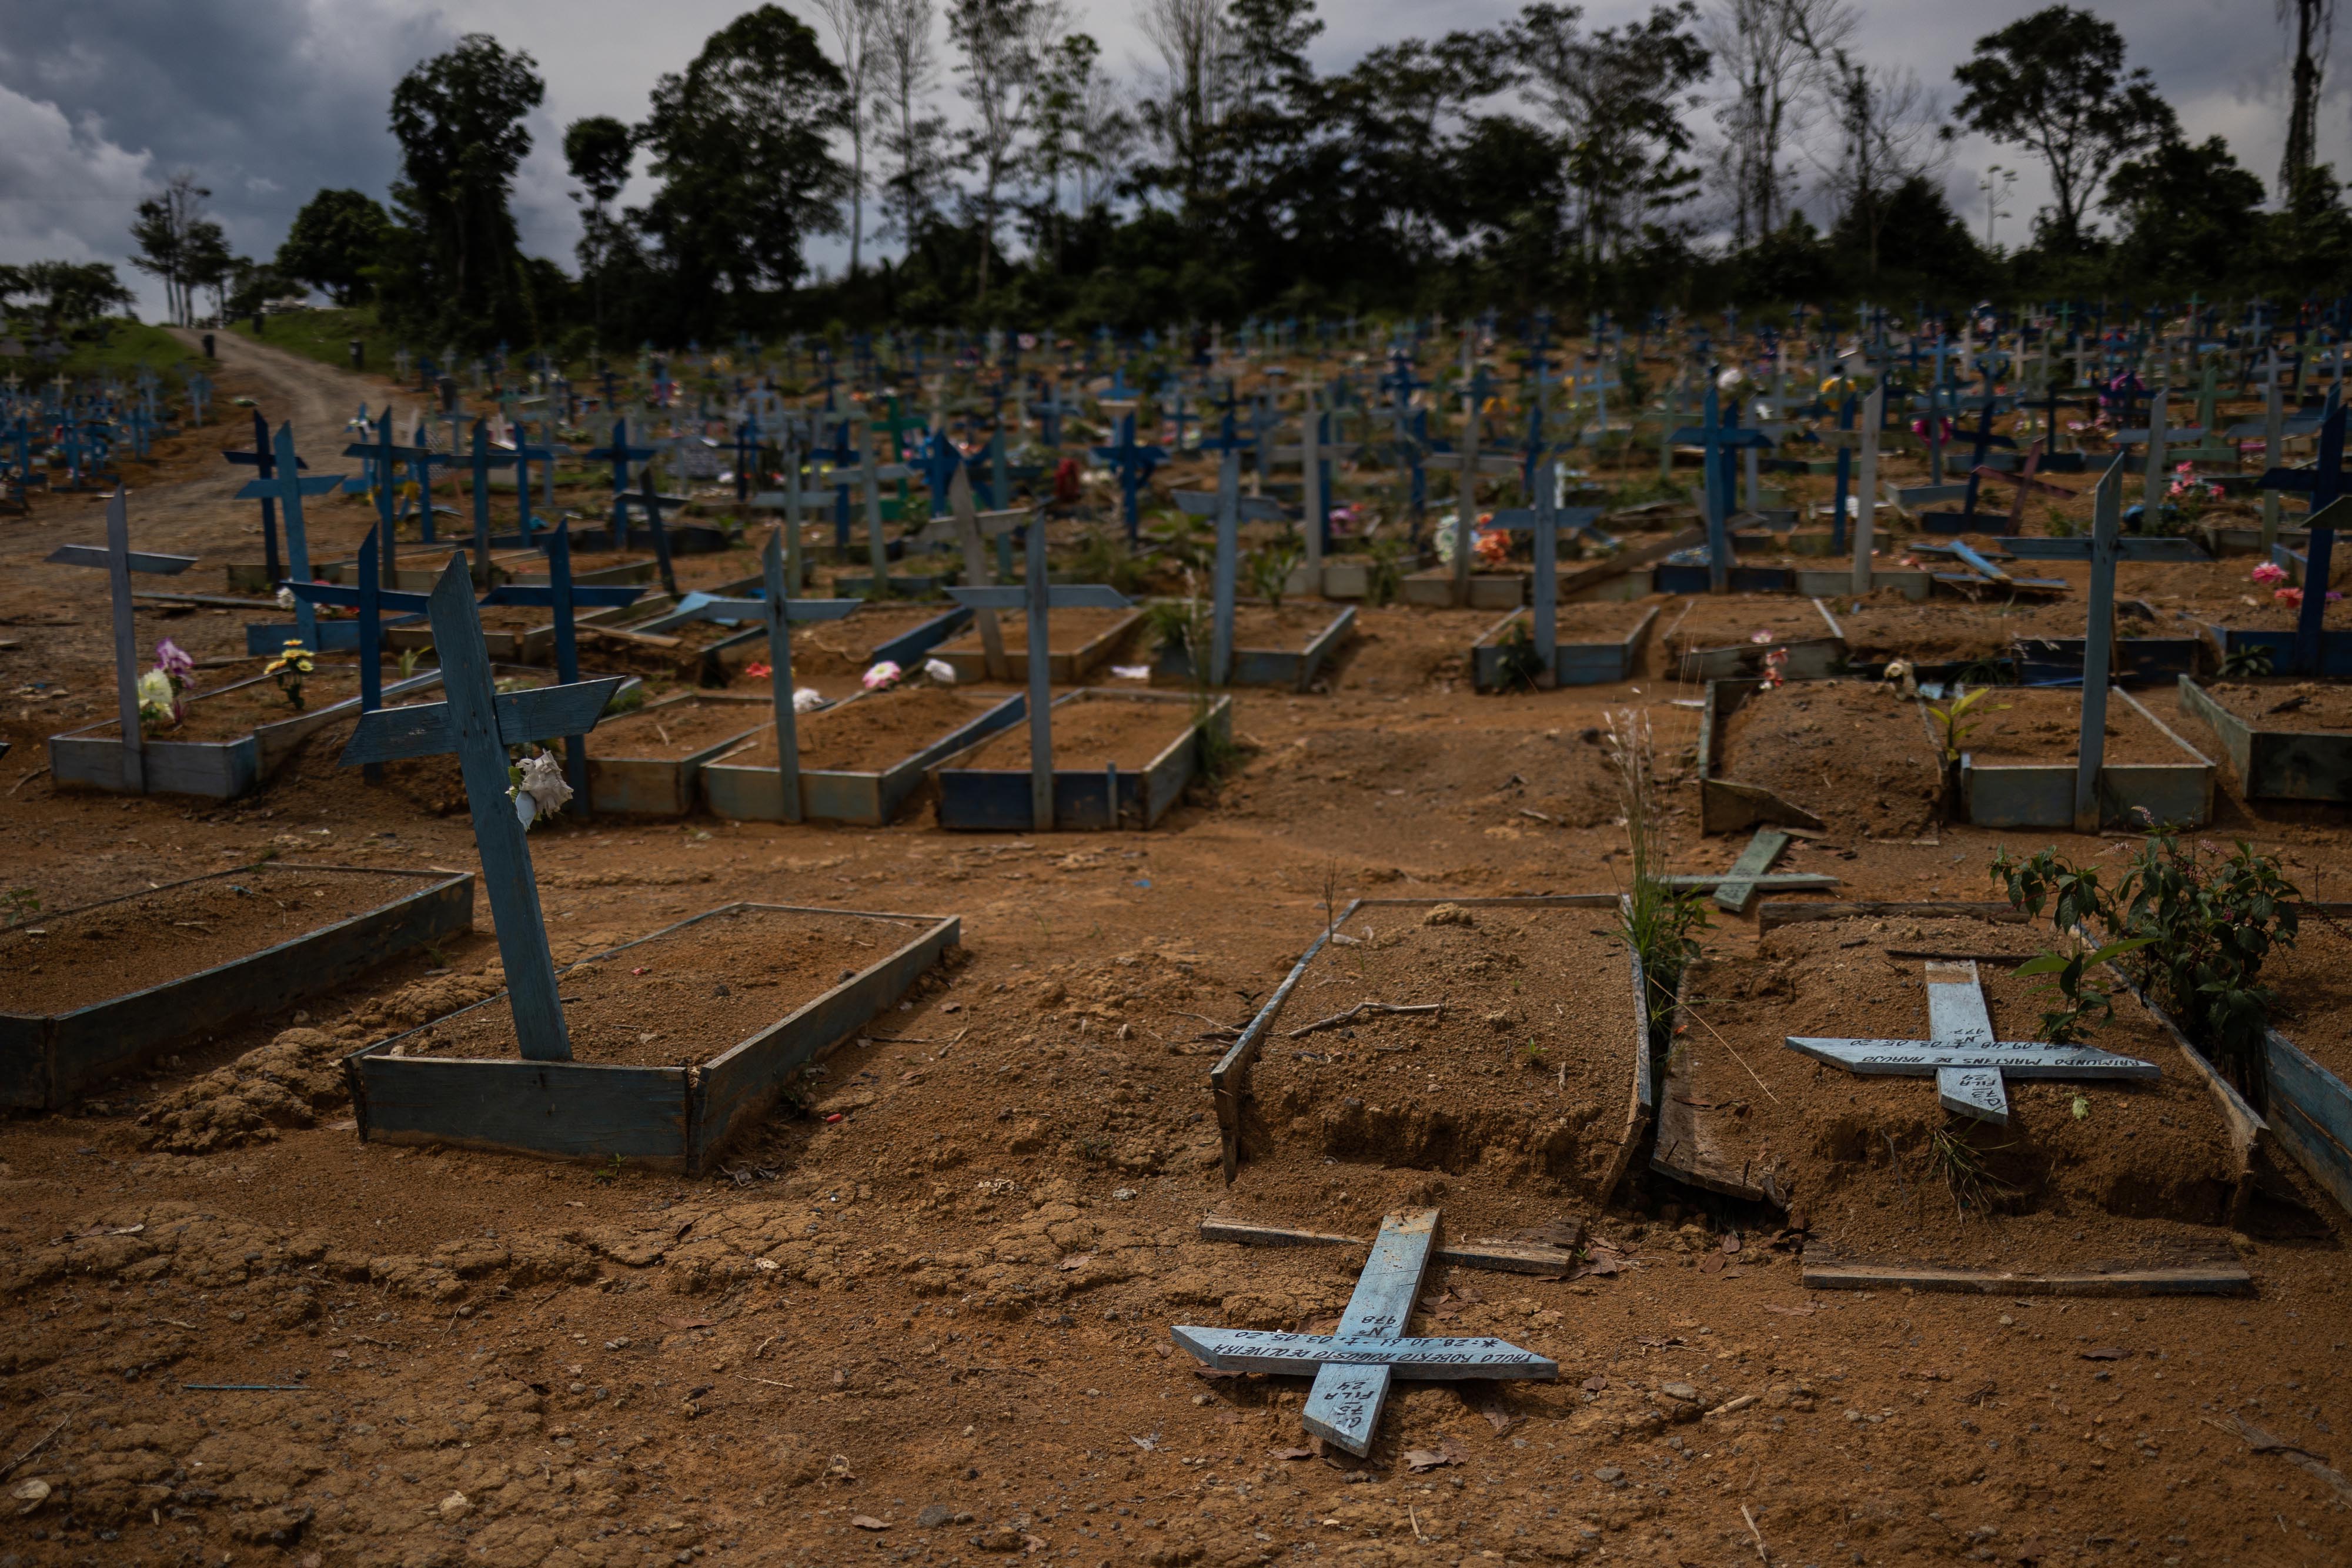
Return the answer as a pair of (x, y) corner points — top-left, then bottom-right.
(1716, 681), (1942, 840)
(135, 1027), (349, 1155)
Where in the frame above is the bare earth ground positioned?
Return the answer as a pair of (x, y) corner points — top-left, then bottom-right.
(0, 333), (2347, 1568)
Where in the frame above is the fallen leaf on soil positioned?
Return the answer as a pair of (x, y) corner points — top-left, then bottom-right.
(2079, 1346), (2129, 1361)
(1764, 1304), (1818, 1318)
(1701, 1253), (1726, 1275)
(1458, 1382), (1513, 1432)
(1576, 1255), (1621, 1278)
(850, 1515), (889, 1530)
(1582, 1374), (1609, 1392)
(1268, 1447), (1315, 1462)
(1056, 1253), (1095, 1271)
(1404, 1448), (1455, 1472)
(1721, 1232), (1742, 1254)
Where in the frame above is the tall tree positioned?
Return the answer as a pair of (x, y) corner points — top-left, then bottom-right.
(1135, 0), (1230, 221)
(1027, 32), (1102, 271)
(277, 189), (393, 305)
(16, 262), (135, 329)
(1950, 6), (2173, 254)
(385, 34), (546, 346)
(563, 115), (635, 343)
(1508, 3), (1711, 268)
(947, 0), (1062, 304)
(2103, 133), (2265, 285)
(127, 170), (212, 326)
(2278, 1), (2335, 199)
(815, 0), (884, 276)
(636, 5), (850, 336)
(873, 0), (954, 243)
(1814, 55), (1940, 278)
(1704, 0), (1853, 248)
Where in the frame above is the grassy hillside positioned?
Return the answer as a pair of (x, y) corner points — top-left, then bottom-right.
(1, 317), (198, 386)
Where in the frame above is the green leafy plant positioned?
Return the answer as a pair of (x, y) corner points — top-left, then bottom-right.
(398, 644), (427, 680)
(1492, 618), (1545, 693)
(1070, 527), (1150, 597)
(1606, 709), (1710, 1044)
(1516, 1039), (1548, 1069)
(1, 888), (39, 925)
(2043, 503), (2080, 539)
(1926, 686), (2006, 764)
(2220, 646), (2275, 678)
(1247, 536), (1305, 609)
(1365, 534), (1411, 607)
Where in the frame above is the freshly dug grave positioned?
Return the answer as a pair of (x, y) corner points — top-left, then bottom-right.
(960, 697), (1191, 771)
(727, 687), (1005, 773)
(587, 695), (769, 760)
(395, 905), (936, 1067)
(2254, 914), (2352, 1088)
(1240, 902), (1642, 1196)
(1325, 606), (1512, 691)
(2116, 557), (2343, 630)
(1654, 596), (1840, 666)
(1, 867), (433, 1018)
(1230, 723), (1622, 835)
(1679, 916), (2239, 1270)
(1829, 594), (2101, 666)
(935, 606), (1138, 659)
(1716, 681), (1942, 840)
(2198, 679), (2352, 732)
(1963, 686), (2199, 766)
(793, 606), (962, 677)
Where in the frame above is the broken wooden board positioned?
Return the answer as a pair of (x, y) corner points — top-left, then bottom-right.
(1800, 1251), (2252, 1296)
(1200, 1215), (1577, 1278)
(1715, 828), (1786, 912)
(1698, 778), (1828, 836)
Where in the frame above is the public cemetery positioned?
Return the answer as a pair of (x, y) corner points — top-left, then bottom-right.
(8, 6), (2352, 1563)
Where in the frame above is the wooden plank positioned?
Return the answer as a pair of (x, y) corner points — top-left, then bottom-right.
(1303, 1209), (1438, 1456)
(1710, 829), (1791, 913)
(1197, 1216), (1574, 1278)
(341, 676), (625, 765)
(1755, 900), (2023, 935)
(2075, 456), (2124, 829)
(1698, 778), (1828, 836)
(2264, 1028), (2352, 1218)
(1554, 525), (1706, 601)
(1800, 1252), (2253, 1296)
(353, 1054), (690, 1162)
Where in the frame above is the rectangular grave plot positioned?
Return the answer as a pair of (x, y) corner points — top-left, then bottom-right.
(586, 692), (772, 815)
(701, 688), (1026, 825)
(2234, 917), (2352, 1216)
(49, 667), (443, 800)
(2010, 637), (2203, 687)
(1653, 563), (1792, 595)
(1704, 678), (1943, 843)
(1471, 604), (1659, 691)
(1959, 686), (2214, 828)
(931, 689), (1231, 831)
(1210, 895), (1651, 1195)
(1401, 569), (1523, 610)
(345, 904), (956, 1170)
(1153, 604), (1358, 691)
(1, 864), (472, 1109)
(2176, 676), (2352, 801)
(1666, 913), (2250, 1283)
(934, 607), (1141, 686)
(2196, 623), (2352, 678)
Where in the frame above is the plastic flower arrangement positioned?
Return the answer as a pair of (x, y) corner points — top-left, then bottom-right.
(2273, 587), (2338, 609)
(507, 748), (573, 828)
(1473, 529), (1511, 569)
(262, 639), (313, 710)
(2251, 563), (2288, 587)
(137, 637), (195, 729)
(863, 660), (904, 691)
(1760, 646), (1790, 689)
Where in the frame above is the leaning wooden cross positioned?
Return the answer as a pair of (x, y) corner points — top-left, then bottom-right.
(1171, 1208), (1558, 1457)
(1786, 959), (2156, 1125)
(943, 518), (1130, 831)
(339, 558), (625, 1061)
(45, 486), (196, 794)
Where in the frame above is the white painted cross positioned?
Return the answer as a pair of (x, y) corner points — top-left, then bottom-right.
(1786, 959), (2157, 1125)
(1171, 1209), (1557, 1456)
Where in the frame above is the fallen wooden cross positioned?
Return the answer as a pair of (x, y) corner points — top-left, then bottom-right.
(1199, 1213), (1578, 1277)
(1175, 1209), (1559, 1456)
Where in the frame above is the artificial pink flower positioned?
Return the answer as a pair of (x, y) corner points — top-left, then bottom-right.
(2251, 563), (2287, 586)
(2276, 587), (2305, 609)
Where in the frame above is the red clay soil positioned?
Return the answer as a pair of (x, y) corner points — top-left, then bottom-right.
(1718, 681), (1944, 840)
(112, 666), (365, 744)
(588, 696), (770, 761)
(393, 905), (940, 1066)
(727, 687), (1009, 773)
(2256, 914), (2352, 1089)
(0, 865), (435, 1015)
(960, 696), (1193, 771)
(1965, 687), (2205, 767)
(936, 606), (1140, 658)
(1829, 594), (2099, 666)
(793, 606), (961, 676)
(1238, 901), (1643, 1199)
(1215, 603), (1351, 653)
(1324, 605), (1511, 692)
(1654, 595), (1841, 665)
(1684, 917), (2241, 1269)
(2198, 679), (2352, 733)
(1480, 599), (1656, 646)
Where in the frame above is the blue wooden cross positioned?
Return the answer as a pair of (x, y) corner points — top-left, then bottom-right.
(1827, 392), (1858, 552)
(1487, 452), (1606, 686)
(584, 418), (658, 537)
(223, 409), (301, 587)
(1177, 428), (1289, 686)
(916, 427), (965, 521)
(45, 486), (195, 794)
(238, 424), (346, 648)
(2259, 383), (2352, 674)
(1091, 412), (1165, 544)
(343, 414), (439, 586)
(945, 523), (1130, 831)
(1669, 385), (1776, 591)
(1029, 380), (1079, 448)
(1919, 396), (2018, 534)
(341, 558), (627, 1061)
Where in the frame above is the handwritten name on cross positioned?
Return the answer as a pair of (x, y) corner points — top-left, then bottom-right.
(1172, 1209), (1556, 1456)
(340, 559), (626, 1061)
(45, 487), (196, 793)
(1788, 958), (2156, 1125)
(944, 521), (1130, 831)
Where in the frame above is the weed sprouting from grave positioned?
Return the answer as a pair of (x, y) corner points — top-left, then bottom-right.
(1070, 528), (1150, 597)
(1492, 620), (1545, 693)
(2220, 646), (2275, 678)
(1990, 833), (2300, 1096)
(1, 888), (38, 927)
(1925, 1121), (2019, 1221)
(399, 645), (428, 680)
(1247, 535), (1305, 610)
(1365, 534), (1411, 607)
(1926, 686), (2005, 765)
(1604, 708), (1709, 1047)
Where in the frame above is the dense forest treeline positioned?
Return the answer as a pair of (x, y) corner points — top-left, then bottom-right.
(9, 1), (2351, 355)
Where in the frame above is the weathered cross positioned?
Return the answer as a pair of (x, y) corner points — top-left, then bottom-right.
(237, 423), (346, 648)
(584, 418), (659, 537)
(222, 409), (302, 588)
(44, 486), (196, 794)
(340, 559), (626, 1061)
(1485, 454), (1606, 688)
(943, 518), (1130, 831)
(1788, 958), (2156, 1124)
(1171, 1209), (1557, 1457)
(1090, 412), (1165, 545)
(1670, 385), (1776, 592)
(1174, 433), (1289, 686)
(2259, 384), (2352, 674)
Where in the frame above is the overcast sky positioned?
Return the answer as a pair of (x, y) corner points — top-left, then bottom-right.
(0, 0), (2328, 320)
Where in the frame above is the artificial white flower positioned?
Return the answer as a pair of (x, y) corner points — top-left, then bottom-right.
(509, 750), (573, 828)
(923, 657), (955, 684)
(275, 586), (296, 610)
(793, 687), (825, 714)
